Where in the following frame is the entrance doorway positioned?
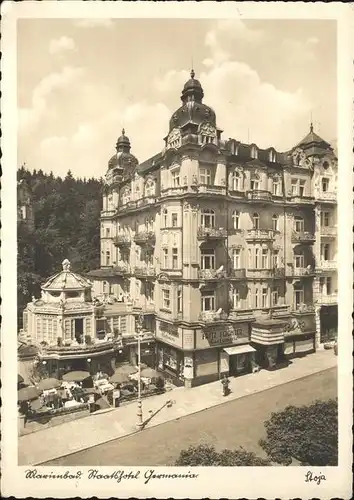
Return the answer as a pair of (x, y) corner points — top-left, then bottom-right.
(75, 318), (84, 343)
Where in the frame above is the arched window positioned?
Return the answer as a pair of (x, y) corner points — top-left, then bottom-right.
(251, 145), (258, 159)
(269, 149), (276, 162)
(272, 214), (279, 231)
(252, 212), (259, 230)
(272, 175), (281, 196)
(145, 179), (155, 197)
(294, 216), (304, 232)
(162, 209), (168, 228)
(231, 170), (241, 191)
(232, 210), (240, 230)
(200, 208), (215, 228)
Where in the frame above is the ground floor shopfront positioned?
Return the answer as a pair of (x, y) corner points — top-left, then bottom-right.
(319, 305), (338, 343)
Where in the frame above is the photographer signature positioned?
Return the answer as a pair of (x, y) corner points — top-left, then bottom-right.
(305, 471), (326, 485)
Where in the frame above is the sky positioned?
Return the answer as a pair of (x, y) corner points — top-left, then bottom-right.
(17, 18), (337, 178)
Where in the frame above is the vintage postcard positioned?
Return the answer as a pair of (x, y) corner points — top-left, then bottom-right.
(1, 1), (353, 498)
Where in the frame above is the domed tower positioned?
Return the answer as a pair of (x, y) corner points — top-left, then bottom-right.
(106, 129), (138, 184)
(166, 69), (220, 150)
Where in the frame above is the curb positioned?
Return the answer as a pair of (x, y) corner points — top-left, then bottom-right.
(35, 365), (337, 465)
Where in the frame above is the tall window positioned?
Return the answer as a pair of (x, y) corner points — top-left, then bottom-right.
(201, 250), (215, 270)
(294, 253), (304, 268)
(103, 281), (108, 294)
(232, 210), (240, 229)
(171, 169), (180, 187)
(291, 179), (298, 196)
(321, 177), (329, 192)
(105, 227), (110, 237)
(200, 208), (215, 228)
(106, 250), (111, 266)
(261, 248), (268, 268)
(255, 288), (259, 308)
(145, 282), (154, 300)
(232, 287), (241, 309)
(162, 209), (168, 228)
(269, 149), (276, 162)
(250, 177), (260, 191)
(251, 146), (258, 159)
(177, 289), (182, 313)
(145, 179), (155, 197)
(255, 248), (260, 268)
(272, 214), (279, 231)
(231, 171), (241, 190)
(201, 291), (215, 311)
(252, 212), (259, 230)
(232, 248), (241, 269)
(299, 180), (305, 197)
(172, 248), (178, 269)
(162, 289), (171, 309)
(321, 211), (330, 227)
(294, 288), (304, 309)
(162, 248), (168, 268)
(262, 287), (268, 308)
(326, 276), (332, 295)
(321, 243), (331, 261)
(294, 216), (304, 232)
(200, 167), (212, 185)
(171, 213), (178, 227)
(272, 286), (279, 306)
(272, 176), (280, 196)
(273, 249), (279, 268)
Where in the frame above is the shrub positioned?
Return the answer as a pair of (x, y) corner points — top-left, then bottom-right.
(175, 444), (271, 466)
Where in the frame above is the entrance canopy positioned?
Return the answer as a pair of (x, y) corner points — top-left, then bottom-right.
(224, 345), (256, 356)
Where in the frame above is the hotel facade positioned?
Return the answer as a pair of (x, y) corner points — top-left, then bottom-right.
(88, 71), (337, 387)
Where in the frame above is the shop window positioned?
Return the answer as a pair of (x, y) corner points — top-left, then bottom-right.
(201, 291), (215, 312)
(200, 167), (212, 185)
(162, 289), (171, 309)
(321, 177), (329, 192)
(252, 212), (259, 229)
(172, 213), (178, 227)
(294, 216), (304, 232)
(172, 248), (178, 269)
(201, 250), (215, 270)
(232, 210), (240, 229)
(200, 208), (215, 228)
(232, 248), (241, 269)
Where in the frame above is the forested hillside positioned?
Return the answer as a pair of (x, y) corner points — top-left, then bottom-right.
(17, 167), (103, 325)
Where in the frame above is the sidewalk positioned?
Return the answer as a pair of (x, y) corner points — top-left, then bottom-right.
(18, 349), (337, 465)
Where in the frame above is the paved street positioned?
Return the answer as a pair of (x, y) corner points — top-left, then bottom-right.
(45, 367), (336, 466)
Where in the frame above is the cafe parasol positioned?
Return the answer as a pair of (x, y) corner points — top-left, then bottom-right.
(37, 378), (62, 391)
(114, 364), (139, 376)
(109, 372), (130, 385)
(62, 371), (91, 383)
(140, 367), (160, 379)
(18, 386), (39, 402)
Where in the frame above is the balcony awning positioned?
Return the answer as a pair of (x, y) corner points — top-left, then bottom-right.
(224, 345), (256, 356)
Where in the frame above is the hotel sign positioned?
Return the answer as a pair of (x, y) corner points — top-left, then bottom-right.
(196, 323), (249, 349)
(284, 315), (316, 337)
(156, 321), (183, 348)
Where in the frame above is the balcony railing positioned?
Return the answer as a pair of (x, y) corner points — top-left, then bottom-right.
(112, 263), (131, 275)
(273, 267), (285, 278)
(132, 300), (156, 313)
(320, 226), (337, 237)
(247, 268), (274, 279)
(199, 310), (228, 323)
(160, 186), (188, 197)
(101, 209), (117, 218)
(287, 267), (315, 277)
(134, 231), (156, 245)
(40, 338), (122, 356)
(134, 266), (156, 278)
(245, 229), (274, 241)
(319, 260), (337, 270)
(195, 184), (226, 196)
(288, 195), (315, 205)
(318, 191), (336, 202)
(198, 268), (227, 280)
(316, 294), (337, 305)
(292, 304), (315, 314)
(120, 196), (157, 212)
(246, 190), (273, 202)
(228, 268), (247, 280)
(291, 231), (316, 243)
(113, 234), (131, 247)
(197, 227), (227, 240)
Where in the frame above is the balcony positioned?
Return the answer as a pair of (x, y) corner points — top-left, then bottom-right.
(321, 226), (337, 237)
(112, 263), (131, 276)
(273, 267), (285, 279)
(113, 234), (131, 247)
(198, 268), (227, 280)
(134, 231), (156, 246)
(287, 267), (315, 277)
(316, 294), (337, 305)
(246, 268), (274, 279)
(288, 195), (315, 205)
(160, 186), (188, 197)
(291, 231), (316, 244)
(246, 190), (272, 202)
(134, 266), (156, 278)
(318, 260), (337, 271)
(197, 226), (227, 240)
(292, 304), (315, 315)
(228, 268), (247, 280)
(199, 310), (228, 324)
(39, 337), (122, 359)
(317, 191), (336, 202)
(245, 229), (274, 241)
(101, 209), (117, 218)
(132, 300), (156, 313)
(120, 196), (157, 213)
(194, 184), (226, 196)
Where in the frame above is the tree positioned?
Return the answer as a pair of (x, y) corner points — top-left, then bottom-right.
(174, 444), (271, 466)
(259, 399), (338, 466)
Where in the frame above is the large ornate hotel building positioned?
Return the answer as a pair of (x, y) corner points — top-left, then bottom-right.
(88, 70), (338, 387)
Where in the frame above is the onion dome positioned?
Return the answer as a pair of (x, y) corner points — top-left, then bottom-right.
(169, 69), (216, 132)
(41, 259), (92, 292)
(107, 128), (138, 175)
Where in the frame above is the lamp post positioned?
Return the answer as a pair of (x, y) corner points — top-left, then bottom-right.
(136, 312), (144, 431)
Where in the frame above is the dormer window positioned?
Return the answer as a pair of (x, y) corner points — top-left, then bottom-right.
(250, 145), (258, 159)
(269, 149), (276, 162)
